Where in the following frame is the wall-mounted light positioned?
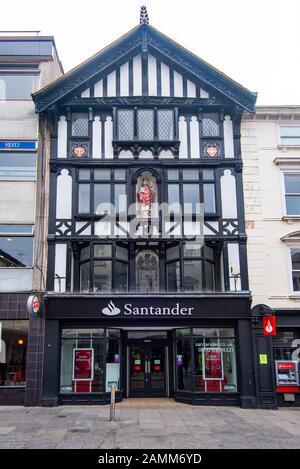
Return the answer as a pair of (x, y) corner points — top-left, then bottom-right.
(17, 337), (24, 346)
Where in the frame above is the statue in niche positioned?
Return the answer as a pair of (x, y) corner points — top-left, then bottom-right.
(136, 172), (157, 236)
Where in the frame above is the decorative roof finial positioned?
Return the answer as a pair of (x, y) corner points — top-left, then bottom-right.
(140, 5), (149, 25)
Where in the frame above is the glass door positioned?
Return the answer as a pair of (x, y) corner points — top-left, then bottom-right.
(129, 343), (166, 397)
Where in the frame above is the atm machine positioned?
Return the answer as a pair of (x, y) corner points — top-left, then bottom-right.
(275, 360), (299, 392)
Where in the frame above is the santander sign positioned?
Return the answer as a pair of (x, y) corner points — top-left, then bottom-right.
(101, 301), (194, 317)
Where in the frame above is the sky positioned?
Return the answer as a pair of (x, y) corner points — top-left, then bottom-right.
(1, 0), (299, 105)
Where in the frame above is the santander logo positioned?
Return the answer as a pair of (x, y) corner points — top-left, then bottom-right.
(102, 300), (121, 316)
(265, 320), (273, 334)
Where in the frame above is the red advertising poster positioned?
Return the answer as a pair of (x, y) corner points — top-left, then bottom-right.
(263, 316), (276, 336)
(203, 349), (223, 380)
(73, 349), (94, 381)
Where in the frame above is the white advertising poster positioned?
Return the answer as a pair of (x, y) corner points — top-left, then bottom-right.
(105, 363), (120, 392)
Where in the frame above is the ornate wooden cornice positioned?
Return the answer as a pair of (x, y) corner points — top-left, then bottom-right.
(34, 24), (256, 113)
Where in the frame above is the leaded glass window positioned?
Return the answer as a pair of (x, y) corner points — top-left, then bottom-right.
(158, 110), (174, 140)
(202, 113), (220, 137)
(72, 113), (89, 137)
(136, 250), (159, 293)
(118, 110), (134, 140)
(138, 110), (154, 140)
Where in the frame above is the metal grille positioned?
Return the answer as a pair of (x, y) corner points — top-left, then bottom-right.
(138, 110), (154, 140)
(78, 169), (91, 180)
(118, 110), (134, 140)
(72, 113), (89, 137)
(203, 169), (215, 181)
(158, 110), (174, 140)
(202, 114), (220, 137)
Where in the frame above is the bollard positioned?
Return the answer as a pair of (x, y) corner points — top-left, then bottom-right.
(109, 384), (116, 421)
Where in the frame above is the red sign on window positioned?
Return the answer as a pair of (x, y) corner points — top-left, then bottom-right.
(263, 316), (277, 336)
(73, 349), (94, 381)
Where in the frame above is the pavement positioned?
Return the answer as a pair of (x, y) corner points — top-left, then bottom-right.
(0, 400), (300, 449)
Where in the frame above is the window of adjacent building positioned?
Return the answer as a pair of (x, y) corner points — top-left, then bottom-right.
(175, 328), (237, 393)
(290, 248), (300, 292)
(0, 153), (37, 181)
(280, 126), (300, 146)
(0, 74), (38, 100)
(71, 113), (89, 137)
(0, 320), (28, 387)
(0, 229), (33, 267)
(60, 328), (120, 394)
(284, 173), (300, 215)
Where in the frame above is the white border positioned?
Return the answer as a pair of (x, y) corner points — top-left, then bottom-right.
(72, 348), (94, 381)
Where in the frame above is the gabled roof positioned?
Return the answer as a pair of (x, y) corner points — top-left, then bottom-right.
(33, 23), (257, 113)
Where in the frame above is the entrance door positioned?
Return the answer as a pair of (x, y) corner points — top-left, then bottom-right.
(129, 343), (166, 397)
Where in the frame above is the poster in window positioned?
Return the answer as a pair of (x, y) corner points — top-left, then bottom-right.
(202, 349), (224, 380)
(73, 348), (94, 381)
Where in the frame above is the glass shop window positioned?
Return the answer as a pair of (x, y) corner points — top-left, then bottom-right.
(175, 328), (237, 393)
(0, 320), (28, 387)
(60, 329), (120, 394)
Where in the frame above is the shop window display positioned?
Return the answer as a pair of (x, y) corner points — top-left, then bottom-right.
(176, 328), (237, 393)
(0, 321), (28, 387)
(60, 329), (120, 393)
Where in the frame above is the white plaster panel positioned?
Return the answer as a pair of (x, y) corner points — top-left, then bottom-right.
(92, 116), (102, 158)
(220, 170), (238, 218)
(190, 116), (200, 159)
(81, 88), (90, 98)
(104, 116), (113, 159)
(57, 116), (67, 158)
(161, 62), (170, 96)
(224, 115), (235, 158)
(133, 55), (142, 95)
(187, 80), (196, 98)
(120, 62), (129, 96)
(56, 169), (72, 219)
(148, 54), (157, 96)
(94, 79), (103, 97)
(174, 71), (183, 97)
(179, 116), (188, 159)
(107, 71), (116, 97)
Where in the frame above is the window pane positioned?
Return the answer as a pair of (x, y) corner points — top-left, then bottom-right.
(94, 245), (112, 257)
(168, 185), (180, 213)
(138, 110), (154, 140)
(115, 262), (128, 292)
(94, 260), (112, 292)
(204, 184), (216, 213)
(202, 114), (220, 137)
(78, 184), (90, 213)
(80, 262), (90, 292)
(281, 137), (300, 145)
(182, 169), (199, 180)
(284, 174), (300, 193)
(0, 320), (28, 387)
(183, 242), (202, 257)
(203, 169), (215, 181)
(183, 184), (200, 214)
(158, 110), (174, 140)
(176, 336), (192, 391)
(72, 113), (89, 137)
(114, 184), (127, 214)
(166, 245), (180, 261)
(286, 196), (300, 215)
(183, 260), (202, 292)
(167, 261), (180, 292)
(194, 338), (237, 392)
(78, 169), (91, 181)
(114, 169), (126, 181)
(118, 110), (134, 140)
(80, 246), (90, 262)
(205, 245), (214, 261)
(116, 245), (128, 261)
(0, 75), (37, 99)
(94, 184), (110, 214)
(205, 261), (215, 291)
(167, 169), (179, 180)
(293, 271), (300, 291)
(94, 169), (110, 180)
(280, 127), (300, 137)
(0, 153), (36, 180)
(0, 225), (32, 234)
(0, 237), (33, 267)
